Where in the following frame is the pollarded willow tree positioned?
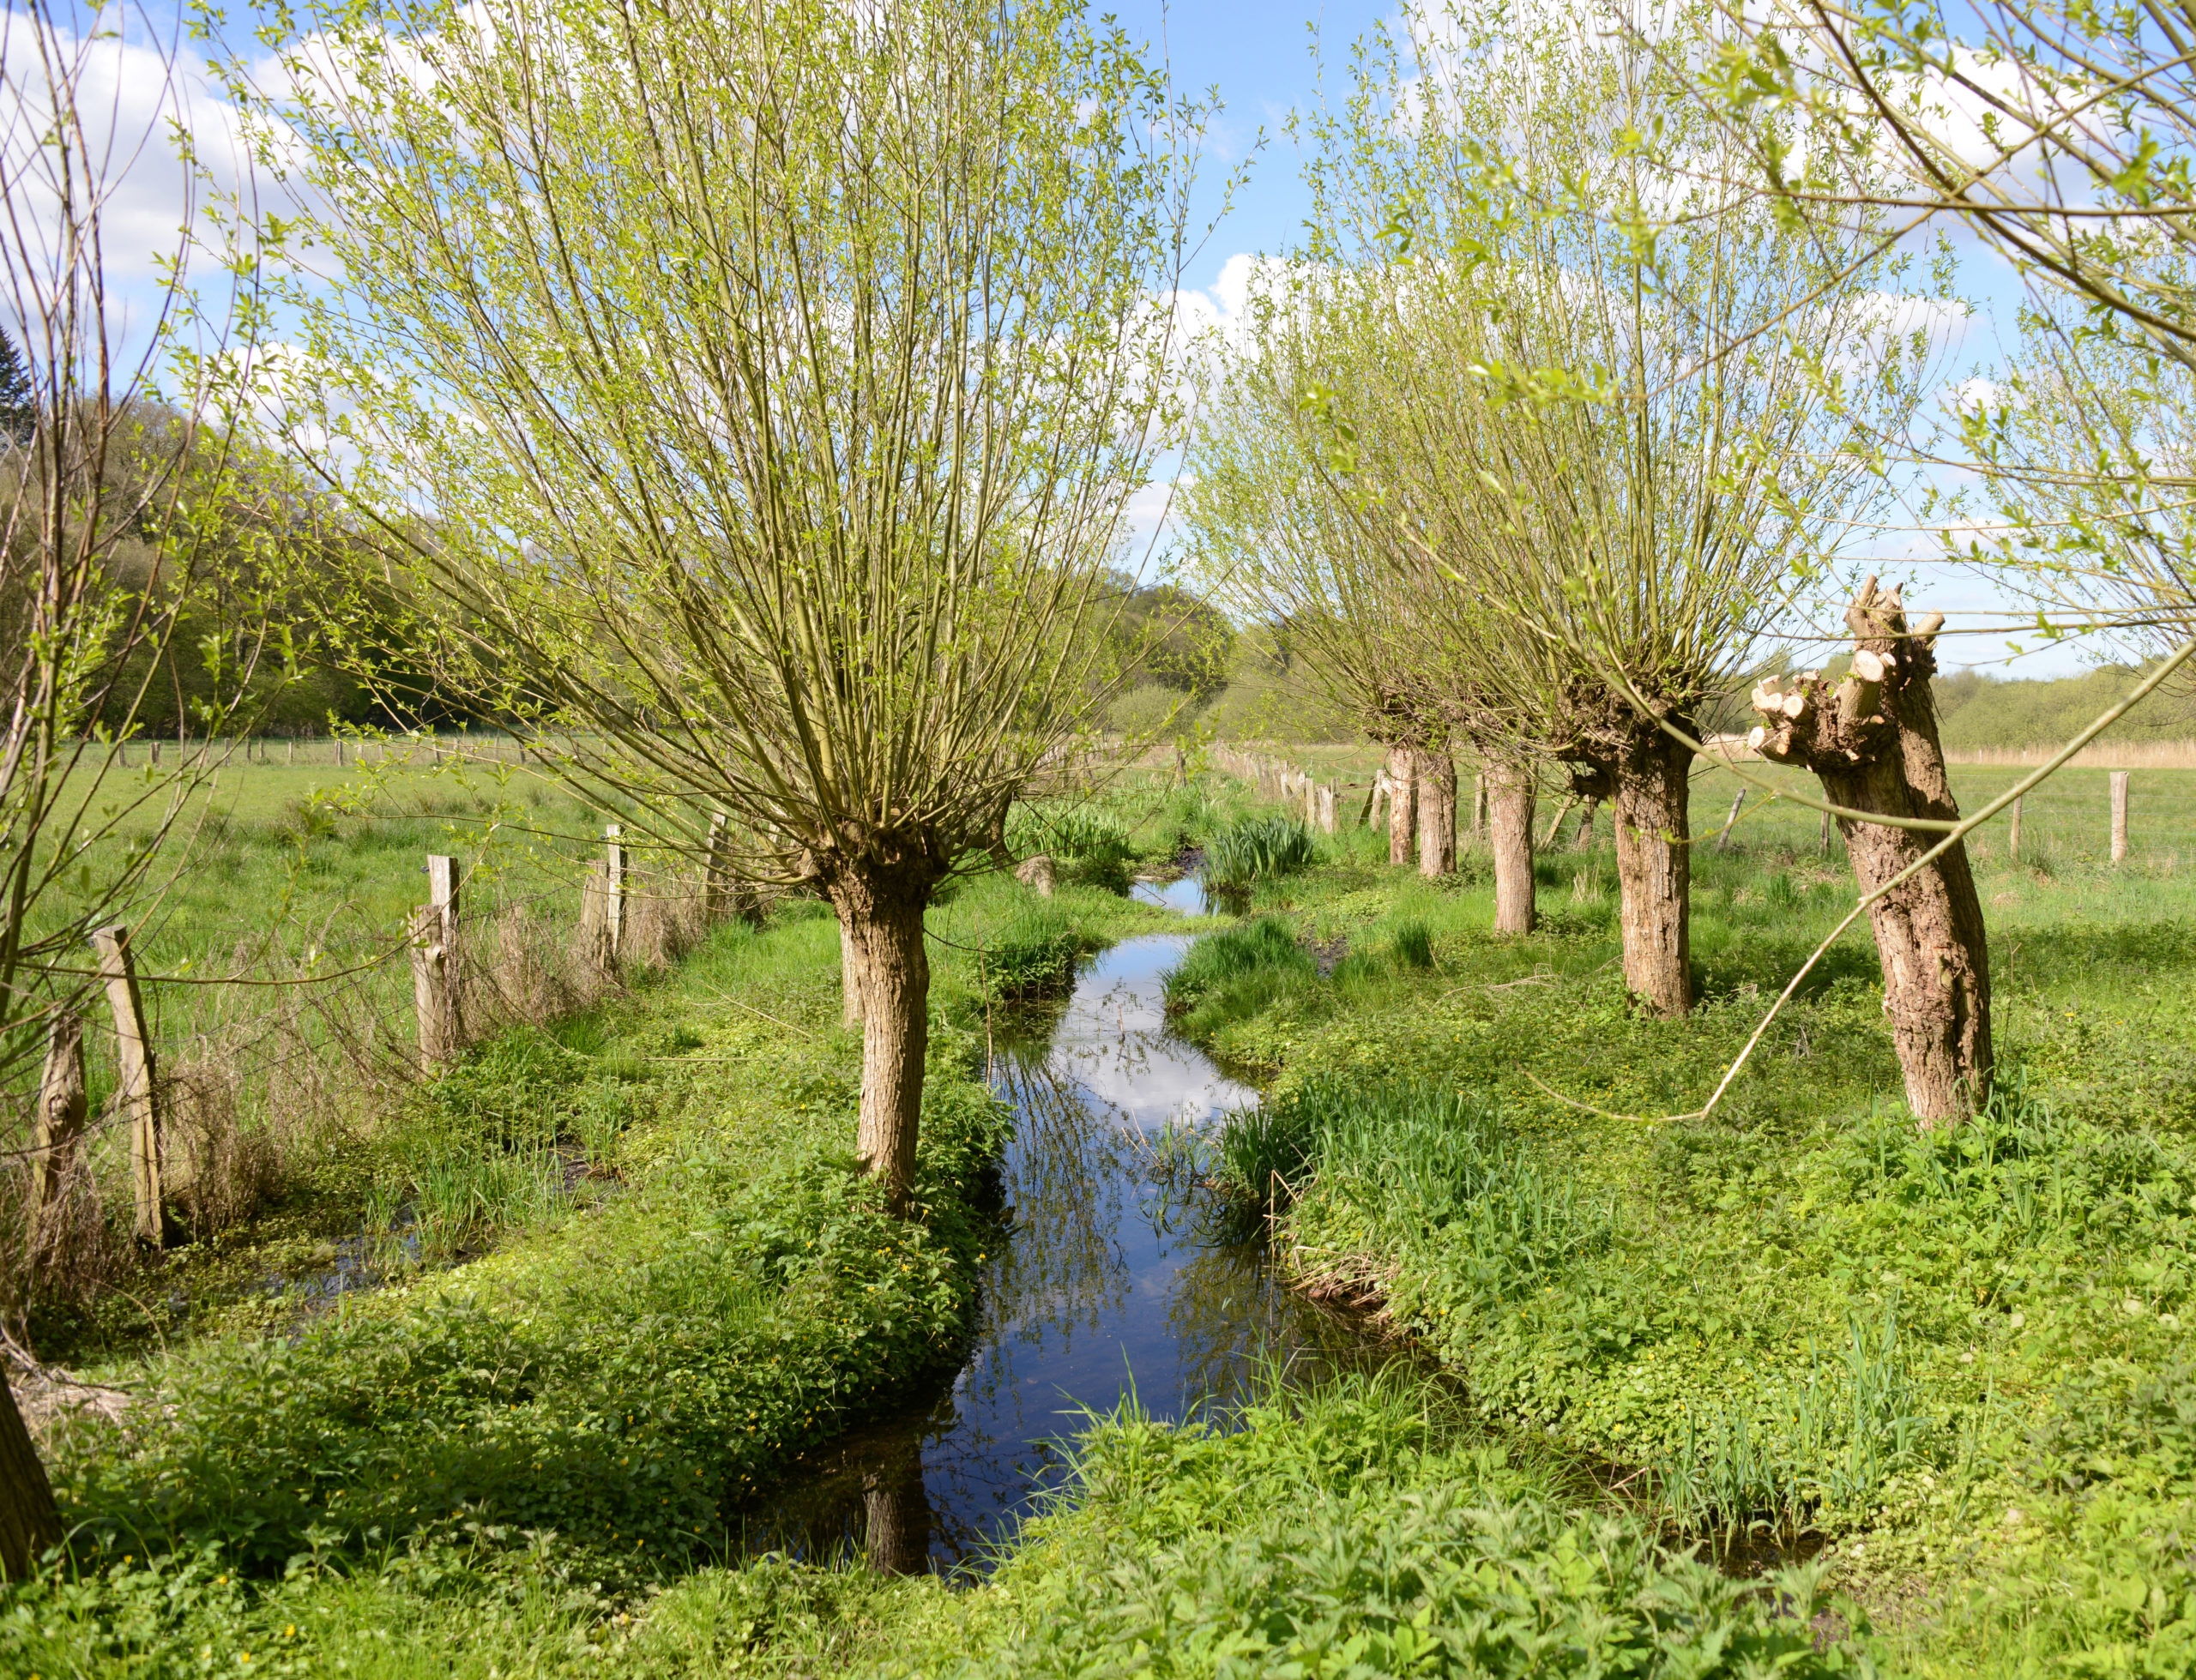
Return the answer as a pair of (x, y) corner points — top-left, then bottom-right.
(1255, 0), (1942, 1017)
(226, 0), (1212, 1207)
(1180, 286), (1488, 898)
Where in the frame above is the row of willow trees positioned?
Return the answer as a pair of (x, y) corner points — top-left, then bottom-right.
(10, 0), (2196, 1574)
(1184, 5), (2019, 1125)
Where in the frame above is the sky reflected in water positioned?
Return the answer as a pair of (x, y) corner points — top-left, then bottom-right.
(733, 892), (1408, 1575)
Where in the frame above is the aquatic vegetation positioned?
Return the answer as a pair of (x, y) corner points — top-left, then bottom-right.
(1160, 917), (1314, 1022)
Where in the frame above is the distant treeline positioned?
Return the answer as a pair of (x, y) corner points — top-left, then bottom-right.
(1934, 663), (2196, 751)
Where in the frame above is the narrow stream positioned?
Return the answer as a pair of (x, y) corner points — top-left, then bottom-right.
(735, 876), (1418, 1573)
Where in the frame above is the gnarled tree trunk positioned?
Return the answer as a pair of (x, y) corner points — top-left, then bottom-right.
(1486, 760), (1536, 935)
(0, 1371), (60, 1580)
(1749, 580), (1991, 1123)
(832, 876), (932, 1209)
(1385, 744), (1418, 867)
(1610, 730), (1694, 1018)
(1415, 750), (1456, 877)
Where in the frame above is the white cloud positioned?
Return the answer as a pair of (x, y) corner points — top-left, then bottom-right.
(0, 10), (258, 287)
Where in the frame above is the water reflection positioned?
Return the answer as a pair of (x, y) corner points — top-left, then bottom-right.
(733, 906), (1410, 1575)
(1130, 875), (1210, 916)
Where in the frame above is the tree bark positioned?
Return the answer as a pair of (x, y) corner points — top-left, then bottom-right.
(1385, 745), (1418, 867)
(1415, 750), (1456, 877)
(839, 924), (866, 1029)
(0, 1370), (61, 1580)
(1610, 730), (1693, 1017)
(1487, 760), (1536, 935)
(836, 886), (930, 1209)
(1571, 799), (1598, 852)
(1748, 579), (1991, 1123)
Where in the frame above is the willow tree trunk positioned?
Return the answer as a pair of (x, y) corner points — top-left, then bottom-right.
(1487, 761), (1536, 935)
(0, 1372), (60, 1580)
(1611, 731), (1693, 1017)
(1749, 580), (1991, 1122)
(1415, 750), (1456, 878)
(1385, 746), (1418, 868)
(840, 925), (865, 1029)
(835, 884), (931, 1209)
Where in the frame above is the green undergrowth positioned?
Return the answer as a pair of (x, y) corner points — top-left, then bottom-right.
(0, 1375), (1885, 1678)
(1167, 788), (2196, 1676)
(798, 1376), (1879, 1677)
(2, 867), (1169, 1674)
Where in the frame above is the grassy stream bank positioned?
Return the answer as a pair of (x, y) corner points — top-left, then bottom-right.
(7, 766), (2194, 1676)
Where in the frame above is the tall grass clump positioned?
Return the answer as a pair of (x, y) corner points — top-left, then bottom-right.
(972, 888), (1093, 1000)
(1200, 815), (1316, 891)
(1241, 1080), (1614, 1311)
(1008, 804), (1137, 894)
(1161, 918), (1313, 1019)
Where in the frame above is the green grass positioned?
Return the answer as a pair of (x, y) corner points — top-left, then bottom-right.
(1, 858), (1182, 1675)
(1141, 759), (2196, 1675)
(848, 1376), (1869, 1677)
(15, 756), (2196, 1677)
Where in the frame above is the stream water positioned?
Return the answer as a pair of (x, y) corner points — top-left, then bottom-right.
(734, 876), (1418, 1574)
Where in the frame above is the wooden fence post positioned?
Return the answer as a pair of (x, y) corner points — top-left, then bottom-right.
(703, 811), (729, 921)
(88, 924), (165, 1248)
(27, 1014), (87, 1260)
(1540, 794), (1577, 851)
(2008, 796), (2022, 862)
(1571, 799), (1596, 852)
(410, 855), (463, 1068)
(1820, 804), (1834, 857)
(2111, 772), (2130, 863)
(1715, 788), (1746, 852)
(605, 824), (625, 956)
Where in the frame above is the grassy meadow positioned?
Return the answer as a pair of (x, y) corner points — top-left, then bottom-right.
(4, 746), (2194, 1677)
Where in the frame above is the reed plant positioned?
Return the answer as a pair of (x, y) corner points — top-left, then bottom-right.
(1199, 815), (1317, 891)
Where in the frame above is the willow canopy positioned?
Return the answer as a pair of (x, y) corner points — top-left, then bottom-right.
(225, 0), (1211, 1203)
